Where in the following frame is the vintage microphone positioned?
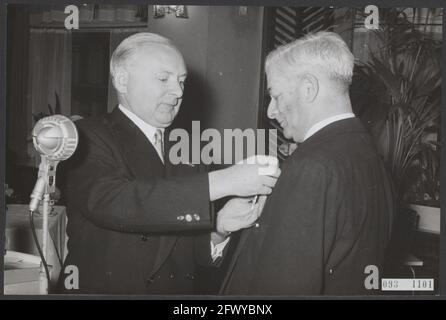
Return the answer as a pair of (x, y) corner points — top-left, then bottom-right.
(29, 115), (78, 293)
(30, 115), (78, 210)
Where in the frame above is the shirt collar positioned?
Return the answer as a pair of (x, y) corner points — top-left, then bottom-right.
(303, 113), (355, 141)
(118, 104), (165, 144)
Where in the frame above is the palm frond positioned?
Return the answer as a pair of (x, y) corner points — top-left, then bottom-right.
(352, 8), (441, 205)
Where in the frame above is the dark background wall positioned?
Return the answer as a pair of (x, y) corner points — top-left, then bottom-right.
(143, 6), (264, 133)
(204, 7), (264, 132)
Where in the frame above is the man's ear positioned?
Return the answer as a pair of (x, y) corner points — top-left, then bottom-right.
(113, 68), (129, 94)
(301, 73), (319, 103)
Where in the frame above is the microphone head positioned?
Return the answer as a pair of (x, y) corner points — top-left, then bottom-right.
(32, 115), (79, 161)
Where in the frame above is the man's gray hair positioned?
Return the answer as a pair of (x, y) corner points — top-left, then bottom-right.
(110, 32), (177, 87)
(265, 31), (354, 87)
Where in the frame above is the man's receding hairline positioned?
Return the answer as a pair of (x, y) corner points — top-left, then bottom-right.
(131, 42), (182, 58)
(111, 34), (183, 70)
(123, 43), (185, 71)
(265, 32), (354, 90)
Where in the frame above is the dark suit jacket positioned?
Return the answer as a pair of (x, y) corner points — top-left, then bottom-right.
(58, 107), (214, 294)
(221, 118), (394, 295)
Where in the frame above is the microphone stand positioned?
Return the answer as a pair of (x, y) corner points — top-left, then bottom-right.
(29, 114), (78, 294)
(30, 155), (59, 294)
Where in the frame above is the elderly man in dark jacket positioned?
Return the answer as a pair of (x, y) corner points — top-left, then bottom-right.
(221, 31), (394, 295)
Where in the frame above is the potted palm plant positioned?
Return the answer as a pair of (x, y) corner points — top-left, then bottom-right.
(350, 8), (441, 270)
(352, 8), (441, 210)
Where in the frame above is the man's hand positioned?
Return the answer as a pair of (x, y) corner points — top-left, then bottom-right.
(209, 155), (281, 201)
(211, 197), (265, 245)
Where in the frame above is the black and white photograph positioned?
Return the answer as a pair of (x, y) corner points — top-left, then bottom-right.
(2, 3), (442, 298)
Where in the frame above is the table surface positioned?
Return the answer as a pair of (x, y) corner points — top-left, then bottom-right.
(5, 204), (67, 290)
(6, 204), (66, 226)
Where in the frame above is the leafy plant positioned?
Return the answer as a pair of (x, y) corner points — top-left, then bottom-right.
(27, 92), (62, 145)
(351, 8), (441, 207)
(32, 91), (62, 123)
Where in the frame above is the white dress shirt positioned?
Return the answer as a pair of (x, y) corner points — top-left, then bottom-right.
(303, 113), (355, 141)
(119, 105), (165, 163)
(119, 104), (227, 261)
(210, 237), (230, 261)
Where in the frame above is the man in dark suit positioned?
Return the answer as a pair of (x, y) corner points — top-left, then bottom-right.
(58, 33), (279, 294)
(220, 31), (394, 295)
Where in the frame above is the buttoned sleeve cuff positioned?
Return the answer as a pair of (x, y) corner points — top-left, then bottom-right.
(210, 237), (231, 262)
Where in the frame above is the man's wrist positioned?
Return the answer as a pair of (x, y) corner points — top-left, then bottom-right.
(208, 168), (230, 201)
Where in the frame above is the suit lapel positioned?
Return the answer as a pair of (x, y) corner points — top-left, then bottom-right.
(149, 236), (179, 277)
(108, 108), (178, 277)
(164, 128), (174, 177)
(149, 128), (204, 277)
(219, 228), (252, 293)
(149, 128), (179, 277)
(108, 108), (165, 179)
